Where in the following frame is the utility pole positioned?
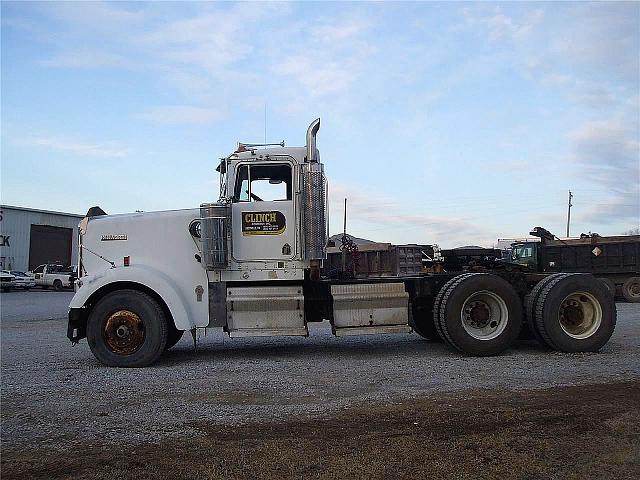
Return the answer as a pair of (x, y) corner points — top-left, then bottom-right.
(342, 198), (347, 273)
(566, 190), (573, 238)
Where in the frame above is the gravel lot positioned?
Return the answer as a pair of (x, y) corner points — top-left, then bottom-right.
(1, 290), (639, 454)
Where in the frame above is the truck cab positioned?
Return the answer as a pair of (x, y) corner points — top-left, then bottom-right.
(509, 242), (540, 271)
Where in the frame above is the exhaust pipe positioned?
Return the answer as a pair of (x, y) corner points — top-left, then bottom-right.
(306, 118), (320, 162)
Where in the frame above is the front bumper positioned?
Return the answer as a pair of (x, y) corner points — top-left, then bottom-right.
(67, 307), (89, 343)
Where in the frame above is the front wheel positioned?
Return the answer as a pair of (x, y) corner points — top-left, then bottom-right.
(86, 290), (168, 367)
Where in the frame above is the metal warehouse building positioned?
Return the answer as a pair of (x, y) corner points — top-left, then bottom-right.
(0, 205), (83, 272)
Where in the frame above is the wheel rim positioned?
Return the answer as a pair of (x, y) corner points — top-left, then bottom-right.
(103, 310), (145, 355)
(558, 291), (602, 339)
(460, 290), (509, 340)
(628, 281), (640, 298)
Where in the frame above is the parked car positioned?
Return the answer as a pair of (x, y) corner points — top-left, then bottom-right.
(1, 270), (16, 292)
(8, 271), (36, 289)
(31, 264), (74, 291)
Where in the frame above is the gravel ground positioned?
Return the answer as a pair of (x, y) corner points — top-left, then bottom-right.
(1, 290), (639, 451)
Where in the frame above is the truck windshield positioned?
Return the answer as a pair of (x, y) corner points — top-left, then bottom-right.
(234, 164), (292, 202)
(512, 245), (533, 260)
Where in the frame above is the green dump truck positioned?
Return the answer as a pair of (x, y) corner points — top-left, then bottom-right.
(508, 227), (640, 302)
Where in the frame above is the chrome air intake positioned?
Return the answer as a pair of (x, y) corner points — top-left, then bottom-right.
(200, 203), (229, 270)
(302, 162), (327, 260)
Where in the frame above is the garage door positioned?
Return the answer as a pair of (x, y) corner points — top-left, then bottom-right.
(29, 225), (73, 270)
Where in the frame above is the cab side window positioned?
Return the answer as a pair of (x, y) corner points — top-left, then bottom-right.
(234, 165), (250, 201)
(234, 164), (292, 202)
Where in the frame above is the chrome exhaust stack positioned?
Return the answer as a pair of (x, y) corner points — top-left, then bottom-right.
(302, 118), (326, 278)
(306, 118), (320, 162)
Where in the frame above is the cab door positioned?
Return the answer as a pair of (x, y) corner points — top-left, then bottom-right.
(231, 161), (297, 262)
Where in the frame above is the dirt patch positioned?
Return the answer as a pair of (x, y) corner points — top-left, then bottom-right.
(3, 381), (639, 479)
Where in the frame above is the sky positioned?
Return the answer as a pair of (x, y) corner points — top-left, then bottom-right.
(1, 1), (639, 248)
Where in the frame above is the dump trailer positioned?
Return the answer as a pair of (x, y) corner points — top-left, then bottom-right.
(67, 120), (617, 367)
(508, 227), (640, 302)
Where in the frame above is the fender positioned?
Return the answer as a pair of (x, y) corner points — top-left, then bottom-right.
(70, 264), (208, 332)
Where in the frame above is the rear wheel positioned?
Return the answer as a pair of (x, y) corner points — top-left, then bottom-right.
(621, 277), (640, 303)
(436, 273), (522, 356)
(87, 289), (168, 367)
(431, 274), (474, 343)
(53, 279), (63, 291)
(534, 274), (616, 352)
(526, 274), (575, 346)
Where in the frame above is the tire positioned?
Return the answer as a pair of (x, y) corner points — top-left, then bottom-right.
(526, 274), (576, 347)
(621, 277), (640, 303)
(86, 289), (168, 367)
(534, 274), (616, 352)
(598, 278), (616, 298)
(436, 273), (522, 356)
(432, 274), (474, 343)
(165, 325), (185, 350)
(53, 280), (63, 291)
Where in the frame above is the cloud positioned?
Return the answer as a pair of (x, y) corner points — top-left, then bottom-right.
(485, 8), (544, 40)
(569, 115), (640, 224)
(273, 16), (375, 98)
(328, 183), (497, 247)
(569, 86), (616, 108)
(44, 1), (144, 28)
(550, 3), (640, 85)
(16, 136), (129, 158)
(40, 50), (133, 69)
(461, 6), (544, 41)
(524, 3), (639, 92)
(137, 105), (223, 125)
(276, 56), (361, 97)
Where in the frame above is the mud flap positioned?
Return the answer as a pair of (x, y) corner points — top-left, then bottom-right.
(67, 307), (88, 343)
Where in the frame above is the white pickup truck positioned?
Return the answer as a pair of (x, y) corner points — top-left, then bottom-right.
(32, 264), (74, 290)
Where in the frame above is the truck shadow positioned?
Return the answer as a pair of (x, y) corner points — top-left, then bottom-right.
(157, 336), (549, 366)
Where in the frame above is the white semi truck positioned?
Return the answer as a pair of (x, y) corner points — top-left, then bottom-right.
(68, 119), (616, 367)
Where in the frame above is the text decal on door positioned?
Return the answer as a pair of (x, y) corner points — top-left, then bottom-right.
(242, 211), (286, 236)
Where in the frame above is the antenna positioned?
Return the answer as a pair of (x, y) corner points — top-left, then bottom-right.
(264, 103), (267, 144)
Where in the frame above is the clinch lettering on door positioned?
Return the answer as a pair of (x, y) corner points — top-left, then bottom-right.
(242, 211), (286, 236)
